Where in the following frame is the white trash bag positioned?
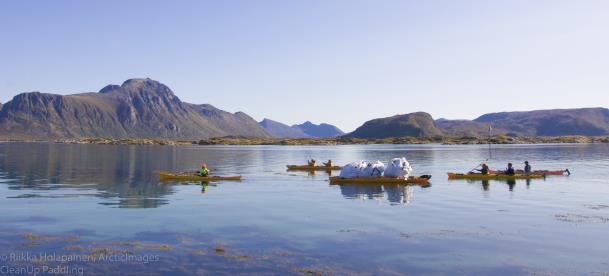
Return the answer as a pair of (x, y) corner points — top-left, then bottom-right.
(338, 161), (363, 178)
(339, 160), (385, 178)
(383, 157), (413, 178)
(360, 160), (385, 177)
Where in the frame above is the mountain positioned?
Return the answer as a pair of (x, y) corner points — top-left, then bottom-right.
(345, 112), (442, 138)
(259, 118), (311, 138)
(472, 108), (609, 136)
(0, 78), (271, 140)
(292, 121), (344, 138)
(348, 108), (609, 139)
(435, 119), (495, 137)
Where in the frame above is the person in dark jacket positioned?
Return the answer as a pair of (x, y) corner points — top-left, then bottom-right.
(505, 163), (515, 175)
(476, 163), (490, 175)
(524, 161), (532, 174)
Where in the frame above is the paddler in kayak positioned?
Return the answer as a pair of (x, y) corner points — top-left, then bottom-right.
(505, 163), (515, 175)
(524, 161), (532, 174)
(475, 163), (490, 175)
(307, 159), (316, 167)
(199, 162), (210, 177)
(323, 160), (333, 168)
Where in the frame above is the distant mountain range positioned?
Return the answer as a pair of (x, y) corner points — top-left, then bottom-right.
(1, 78), (607, 140)
(0, 78), (271, 139)
(259, 119), (344, 138)
(346, 108), (609, 138)
(259, 119), (310, 138)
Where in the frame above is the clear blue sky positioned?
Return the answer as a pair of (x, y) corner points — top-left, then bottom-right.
(1, 0), (608, 132)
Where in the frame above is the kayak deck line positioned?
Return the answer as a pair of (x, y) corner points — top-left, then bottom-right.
(329, 176), (431, 186)
(287, 165), (342, 171)
(489, 169), (570, 176)
(447, 172), (545, 180)
(156, 171), (242, 182)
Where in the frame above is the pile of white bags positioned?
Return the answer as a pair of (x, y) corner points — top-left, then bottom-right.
(339, 160), (385, 178)
(338, 157), (413, 179)
(384, 157), (413, 178)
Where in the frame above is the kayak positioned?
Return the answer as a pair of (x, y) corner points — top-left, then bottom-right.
(329, 176), (431, 185)
(490, 169), (570, 176)
(287, 165), (342, 171)
(156, 171), (242, 182)
(447, 172), (545, 180)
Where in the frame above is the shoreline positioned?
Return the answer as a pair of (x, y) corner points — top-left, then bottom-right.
(2, 135), (609, 146)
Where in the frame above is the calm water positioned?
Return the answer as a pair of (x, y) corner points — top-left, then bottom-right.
(1, 142), (608, 275)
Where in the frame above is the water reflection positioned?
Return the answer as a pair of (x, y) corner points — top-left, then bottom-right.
(310, 170), (335, 177)
(160, 181), (217, 194)
(468, 179), (535, 191)
(286, 169), (335, 177)
(337, 184), (425, 205)
(0, 143), (254, 208)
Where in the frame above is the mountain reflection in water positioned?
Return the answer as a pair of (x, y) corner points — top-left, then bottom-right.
(0, 143), (257, 208)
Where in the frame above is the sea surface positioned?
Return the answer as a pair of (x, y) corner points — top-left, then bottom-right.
(0, 142), (608, 275)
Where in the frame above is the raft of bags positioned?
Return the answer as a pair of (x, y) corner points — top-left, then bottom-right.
(339, 157), (413, 179)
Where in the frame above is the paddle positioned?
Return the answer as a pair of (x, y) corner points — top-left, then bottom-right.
(468, 160), (487, 174)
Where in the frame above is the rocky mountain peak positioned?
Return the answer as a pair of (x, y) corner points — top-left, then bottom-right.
(124, 78), (177, 100)
(121, 78), (156, 87)
(99, 84), (121, 93)
(98, 78), (176, 98)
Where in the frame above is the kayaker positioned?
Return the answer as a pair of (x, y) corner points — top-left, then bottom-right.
(524, 161), (532, 174)
(476, 163), (490, 175)
(308, 159), (316, 166)
(505, 163), (515, 175)
(323, 160), (332, 167)
(199, 162), (209, 177)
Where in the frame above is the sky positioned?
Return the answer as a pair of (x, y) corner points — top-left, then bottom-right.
(1, 0), (609, 132)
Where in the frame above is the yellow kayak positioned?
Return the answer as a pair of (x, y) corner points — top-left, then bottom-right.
(287, 165), (342, 171)
(156, 171), (242, 182)
(447, 172), (545, 180)
(329, 176), (431, 186)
